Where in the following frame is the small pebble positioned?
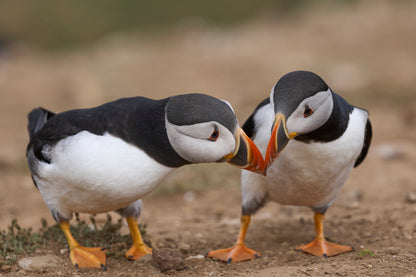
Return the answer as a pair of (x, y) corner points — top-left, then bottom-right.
(385, 247), (400, 255)
(185, 255), (205, 260)
(346, 200), (360, 209)
(340, 189), (362, 209)
(153, 248), (186, 272)
(137, 254), (153, 263)
(183, 191), (196, 202)
(403, 232), (413, 240)
(179, 242), (191, 252)
(406, 192), (416, 204)
(17, 255), (63, 272)
(374, 144), (403, 160)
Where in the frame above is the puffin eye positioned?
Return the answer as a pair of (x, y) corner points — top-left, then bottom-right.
(208, 127), (219, 141)
(303, 105), (314, 118)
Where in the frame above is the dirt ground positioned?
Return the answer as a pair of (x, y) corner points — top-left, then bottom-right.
(1, 1), (416, 276)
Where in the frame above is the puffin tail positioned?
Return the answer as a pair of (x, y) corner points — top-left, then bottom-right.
(27, 107), (55, 139)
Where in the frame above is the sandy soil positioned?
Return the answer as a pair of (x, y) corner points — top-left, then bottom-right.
(1, 1), (415, 276)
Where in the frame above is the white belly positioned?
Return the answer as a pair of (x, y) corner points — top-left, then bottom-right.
(266, 140), (355, 207)
(35, 131), (174, 217)
(263, 108), (366, 208)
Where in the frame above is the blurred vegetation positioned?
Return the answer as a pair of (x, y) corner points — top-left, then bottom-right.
(0, 0), (358, 49)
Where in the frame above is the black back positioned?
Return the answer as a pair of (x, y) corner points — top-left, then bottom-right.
(27, 97), (190, 168)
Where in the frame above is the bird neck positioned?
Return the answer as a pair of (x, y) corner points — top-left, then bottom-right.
(125, 97), (192, 168)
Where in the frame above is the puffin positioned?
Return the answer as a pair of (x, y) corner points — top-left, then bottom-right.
(26, 93), (266, 270)
(207, 71), (372, 263)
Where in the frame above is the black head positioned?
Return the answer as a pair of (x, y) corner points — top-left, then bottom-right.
(271, 71), (329, 116)
(166, 93), (238, 133)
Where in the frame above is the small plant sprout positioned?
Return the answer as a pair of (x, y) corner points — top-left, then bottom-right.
(357, 249), (376, 258)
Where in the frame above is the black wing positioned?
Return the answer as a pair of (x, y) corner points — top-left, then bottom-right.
(27, 107), (56, 139)
(242, 97), (270, 139)
(27, 97), (158, 163)
(354, 118), (372, 167)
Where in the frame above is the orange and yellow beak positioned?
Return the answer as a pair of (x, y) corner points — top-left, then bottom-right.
(264, 113), (297, 169)
(225, 128), (266, 176)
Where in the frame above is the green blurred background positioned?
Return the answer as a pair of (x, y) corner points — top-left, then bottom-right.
(0, 0), (357, 48)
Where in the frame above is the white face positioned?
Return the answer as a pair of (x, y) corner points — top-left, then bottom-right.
(286, 89), (334, 135)
(165, 120), (236, 163)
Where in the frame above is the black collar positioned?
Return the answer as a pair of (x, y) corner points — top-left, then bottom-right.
(295, 92), (353, 143)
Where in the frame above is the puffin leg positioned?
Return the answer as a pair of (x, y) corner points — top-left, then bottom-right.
(125, 216), (152, 260)
(296, 212), (354, 257)
(206, 215), (260, 263)
(59, 221), (107, 270)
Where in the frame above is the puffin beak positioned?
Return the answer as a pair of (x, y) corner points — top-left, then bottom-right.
(225, 128), (266, 176)
(264, 113), (297, 169)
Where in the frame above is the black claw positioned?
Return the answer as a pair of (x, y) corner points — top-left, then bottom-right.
(128, 255), (134, 259)
(323, 253), (328, 258)
(351, 246), (355, 251)
(204, 252), (209, 258)
(254, 254), (260, 258)
(101, 247), (110, 251)
(227, 258), (232, 265)
(297, 248), (303, 252)
(75, 263), (79, 269)
(101, 264), (107, 271)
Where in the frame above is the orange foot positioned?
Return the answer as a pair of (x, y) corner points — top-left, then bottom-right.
(206, 245), (260, 264)
(125, 244), (152, 260)
(70, 246), (108, 270)
(296, 238), (354, 257)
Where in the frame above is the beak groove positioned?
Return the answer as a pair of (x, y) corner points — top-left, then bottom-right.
(227, 128), (266, 176)
(264, 113), (296, 169)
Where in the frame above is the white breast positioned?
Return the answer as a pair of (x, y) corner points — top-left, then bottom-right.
(252, 107), (367, 208)
(35, 131), (174, 218)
